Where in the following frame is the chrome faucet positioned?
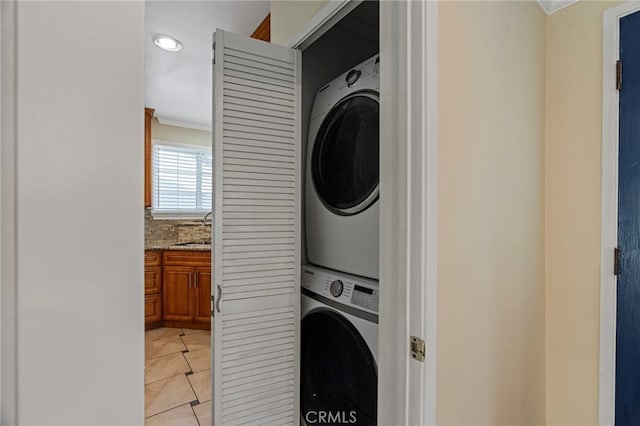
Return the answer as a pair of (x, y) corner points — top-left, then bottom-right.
(202, 211), (212, 226)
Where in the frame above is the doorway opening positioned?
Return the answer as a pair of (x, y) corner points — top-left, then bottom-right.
(142, 2), (269, 424)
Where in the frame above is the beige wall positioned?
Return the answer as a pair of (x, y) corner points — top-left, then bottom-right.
(270, 0), (327, 45)
(271, 1), (627, 424)
(545, 2), (621, 424)
(152, 118), (211, 148)
(438, 1), (546, 424)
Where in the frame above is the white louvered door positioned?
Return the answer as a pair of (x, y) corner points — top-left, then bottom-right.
(212, 30), (301, 425)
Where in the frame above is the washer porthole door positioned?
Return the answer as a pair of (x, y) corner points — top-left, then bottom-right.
(301, 309), (377, 426)
(311, 92), (379, 216)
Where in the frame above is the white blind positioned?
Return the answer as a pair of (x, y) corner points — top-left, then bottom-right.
(152, 143), (212, 211)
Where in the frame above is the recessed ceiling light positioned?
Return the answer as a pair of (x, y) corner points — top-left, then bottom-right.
(153, 35), (182, 52)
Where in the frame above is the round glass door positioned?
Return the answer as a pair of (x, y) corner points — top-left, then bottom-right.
(301, 309), (377, 426)
(311, 92), (379, 216)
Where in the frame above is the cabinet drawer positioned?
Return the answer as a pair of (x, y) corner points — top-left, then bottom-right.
(145, 294), (162, 323)
(163, 250), (211, 267)
(144, 266), (162, 295)
(144, 250), (162, 267)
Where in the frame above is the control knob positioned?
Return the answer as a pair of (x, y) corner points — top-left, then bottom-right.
(329, 280), (344, 297)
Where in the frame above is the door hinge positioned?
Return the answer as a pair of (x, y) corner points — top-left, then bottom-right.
(615, 247), (621, 276)
(410, 336), (425, 362)
(617, 60), (623, 91)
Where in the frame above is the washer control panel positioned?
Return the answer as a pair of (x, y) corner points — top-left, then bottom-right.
(302, 265), (379, 314)
(329, 280), (344, 297)
(351, 284), (379, 312)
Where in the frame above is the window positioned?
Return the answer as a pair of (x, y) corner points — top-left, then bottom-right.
(152, 142), (212, 215)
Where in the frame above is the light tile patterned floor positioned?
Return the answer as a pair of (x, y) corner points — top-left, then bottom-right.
(145, 327), (211, 425)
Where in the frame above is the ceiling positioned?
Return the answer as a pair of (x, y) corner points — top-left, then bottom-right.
(145, 1), (270, 130)
(146, 0), (578, 129)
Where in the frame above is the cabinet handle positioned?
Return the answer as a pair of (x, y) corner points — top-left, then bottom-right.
(216, 285), (222, 313)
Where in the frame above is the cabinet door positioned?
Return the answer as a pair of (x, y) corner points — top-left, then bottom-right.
(213, 30), (301, 425)
(145, 294), (162, 323)
(163, 266), (193, 322)
(194, 266), (212, 325)
(144, 265), (162, 295)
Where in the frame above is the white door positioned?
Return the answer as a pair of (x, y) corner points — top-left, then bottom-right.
(212, 30), (301, 425)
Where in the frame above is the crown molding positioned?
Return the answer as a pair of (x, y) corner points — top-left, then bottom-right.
(155, 116), (211, 132)
(536, 0), (580, 15)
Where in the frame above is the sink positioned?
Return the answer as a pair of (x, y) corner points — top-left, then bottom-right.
(171, 241), (211, 247)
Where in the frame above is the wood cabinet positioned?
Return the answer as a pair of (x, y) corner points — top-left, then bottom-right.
(163, 266), (193, 322)
(163, 250), (211, 329)
(251, 14), (270, 42)
(194, 267), (212, 324)
(145, 294), (162, 325)
(144, 250), (163, 328)
(144, 107), (155, 208)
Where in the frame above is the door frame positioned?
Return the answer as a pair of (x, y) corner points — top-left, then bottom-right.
(0, 0), (18, 423)
(284, 1), (438, 424)
(600, 2), (640, 424)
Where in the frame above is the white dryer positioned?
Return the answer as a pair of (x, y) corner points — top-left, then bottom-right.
(301, 264), (378, 426)
(305, 54), (380, 280)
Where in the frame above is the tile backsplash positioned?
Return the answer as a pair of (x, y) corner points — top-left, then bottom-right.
(144, 210), (211, 247)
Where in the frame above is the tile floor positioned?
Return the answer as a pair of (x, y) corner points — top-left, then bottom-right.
(145, 327), (211, 426)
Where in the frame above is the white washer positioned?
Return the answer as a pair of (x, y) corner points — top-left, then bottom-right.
(306, 54), (380, 280)
(301, 264), (378, 426)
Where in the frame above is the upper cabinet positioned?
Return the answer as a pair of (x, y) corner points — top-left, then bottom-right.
(250, 14), (270, 42)
(144, 107), (155, 208)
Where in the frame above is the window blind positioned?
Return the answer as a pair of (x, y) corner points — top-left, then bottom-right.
(152, 143), (212, 211)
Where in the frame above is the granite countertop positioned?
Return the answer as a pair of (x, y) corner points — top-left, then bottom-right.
(145, 243), (211, 252)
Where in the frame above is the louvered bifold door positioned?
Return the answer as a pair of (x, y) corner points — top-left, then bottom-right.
(212, 30), (301, 426)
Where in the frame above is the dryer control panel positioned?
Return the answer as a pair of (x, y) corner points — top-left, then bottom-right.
(302, 265), (379, 314)
(310, 54), (380, 120)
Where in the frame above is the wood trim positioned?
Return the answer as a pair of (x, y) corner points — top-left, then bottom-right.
(145, 320), (163, 331)
(144, 107), (155, 208)
(250, 14), (270, 42)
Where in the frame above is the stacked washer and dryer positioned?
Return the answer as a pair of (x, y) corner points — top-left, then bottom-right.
(301, 54), (380, 426)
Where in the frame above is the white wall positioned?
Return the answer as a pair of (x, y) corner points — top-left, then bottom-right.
(0, 2), (19, 422)
(14, 2), (145, 424)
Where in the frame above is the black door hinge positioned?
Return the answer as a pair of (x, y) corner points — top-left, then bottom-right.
(615, 247), (621, 276)
(617, 60), (623, 91)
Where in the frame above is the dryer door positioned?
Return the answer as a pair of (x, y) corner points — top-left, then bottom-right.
(301, 309), (377, 425)
(311, 92), (379, 216)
